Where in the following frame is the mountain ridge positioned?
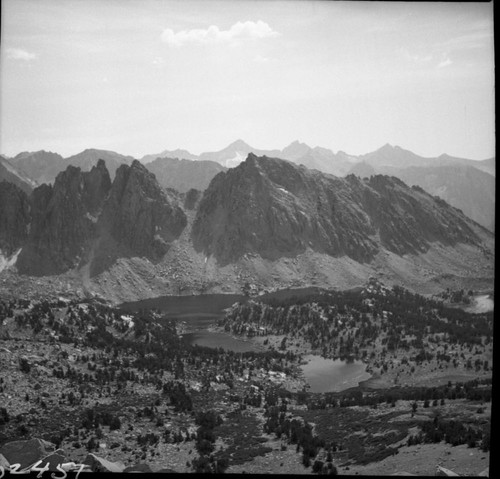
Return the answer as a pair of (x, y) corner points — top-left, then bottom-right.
(2, 141), (494, 232)
(192, 154), (490, 266)
(0, 148), (493, 302)
(13, 159), (186, 277)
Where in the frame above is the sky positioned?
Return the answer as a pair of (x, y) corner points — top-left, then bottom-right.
(0, 0), (495, 160)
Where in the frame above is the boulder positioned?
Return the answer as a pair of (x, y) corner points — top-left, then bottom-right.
(0, 438), (55, 469)
(37, 449), (67, 471)
(82, 453), (125, 473)
(436, 465), (460, 476)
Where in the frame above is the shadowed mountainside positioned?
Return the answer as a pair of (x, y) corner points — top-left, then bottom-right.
(16, 160), (112, 275)
(192, 154), (490, 266)
(0, 182), (31, 256)
(89, 160), (187, 275)
(15, 160), (186, 276)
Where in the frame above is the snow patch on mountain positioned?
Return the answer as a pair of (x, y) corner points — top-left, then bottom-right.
(222, 151), (247, 168)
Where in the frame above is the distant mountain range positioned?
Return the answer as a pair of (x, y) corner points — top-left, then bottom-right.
(145, 157), (226, 193)
(358, 143), (495, 175)
(1, 141), (495, 230)
(6, 149), (134, 185)
(139, 139), (494, 176)
(139, 139), (357, 175)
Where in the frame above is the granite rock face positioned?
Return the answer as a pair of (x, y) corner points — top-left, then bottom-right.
(2, 152), (492, 281)
(15, 160), (187, 276)
(16, 161), (111, 275)
(0, 182), (30, 256)
(192, 154), (488, 265)
(90, 160), (187, 275)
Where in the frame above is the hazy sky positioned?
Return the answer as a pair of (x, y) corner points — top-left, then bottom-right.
(0, 0), (495, 160)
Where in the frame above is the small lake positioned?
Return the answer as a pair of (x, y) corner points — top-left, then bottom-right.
(301, 355), (371, 393)
(119, 293), (246, 319)
(119, 293), (250, 350)
(118, 289), (326, 346)
(119, 290), (373, 390)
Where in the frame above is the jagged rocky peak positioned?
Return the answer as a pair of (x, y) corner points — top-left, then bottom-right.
(192, 154), (490, 266)
(0, 182), (30, 256)
(13, 159), (188, 277)
(109, 160), (176, 210)
(192, 154), (380, 265)
(90, 159), (187, 275)
(16, 163), (113, 276)
(83, 159), (112, 213)
(47, 160), (112, 216)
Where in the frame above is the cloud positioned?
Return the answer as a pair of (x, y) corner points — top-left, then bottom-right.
(6, 48), (36, 61)
(152, 56), (164, 66)
(161, 20), (279, 47)
(438, 56), (452, 68)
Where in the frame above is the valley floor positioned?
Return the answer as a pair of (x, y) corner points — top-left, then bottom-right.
(0, 283), (493, 475)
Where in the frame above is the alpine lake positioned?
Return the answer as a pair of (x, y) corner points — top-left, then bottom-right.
(119, 288), (370, 393)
